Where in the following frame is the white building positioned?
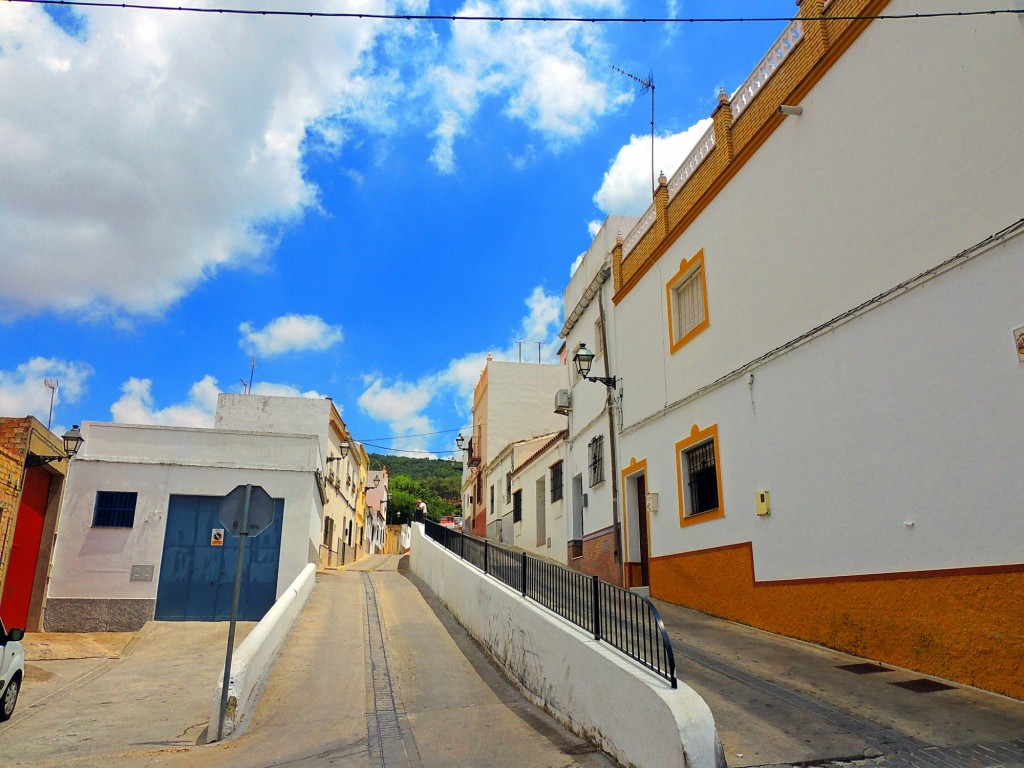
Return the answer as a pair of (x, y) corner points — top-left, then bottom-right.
(44, 421), (322, 631)
(216, 394), (356, 567)
(461, 357), (567, 539)
(510, 431), (567, 563)
(604, 0), (1024, 699)
(484, 431), (562, 546)
(560, 216), (636, 585)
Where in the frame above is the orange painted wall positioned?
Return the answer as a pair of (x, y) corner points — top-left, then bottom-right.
(650, 543), (1024, 700)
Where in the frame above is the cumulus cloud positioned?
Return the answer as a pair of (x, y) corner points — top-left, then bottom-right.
(424, 0), (628, 173)
(239, 314), (343, 357)
(357, 285), (564, 454)
(593, 118), (714, 215)
(0, 1), (400, 320)
(111, 375), (221, 428)
(109, 374), (323, 428)
(0, 357), (93, 428)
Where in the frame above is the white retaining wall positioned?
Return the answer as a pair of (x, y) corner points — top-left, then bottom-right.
(209, 562), (317, 740)
(409, 523), (725, 768)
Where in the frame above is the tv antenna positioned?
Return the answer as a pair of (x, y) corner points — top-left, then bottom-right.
(241, 357), (256, 394)
(610, 65), (656, 195)
(43, 378), (58, 429)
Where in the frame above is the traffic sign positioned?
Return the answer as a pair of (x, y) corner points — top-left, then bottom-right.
(219, 484), (275, 537)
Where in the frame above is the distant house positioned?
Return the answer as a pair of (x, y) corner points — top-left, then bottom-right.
(510, 430), (568, 563)
(460, 356), (567, 539)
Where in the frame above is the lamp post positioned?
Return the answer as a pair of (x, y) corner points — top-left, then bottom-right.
(573, 344), (617, 388)
(27, 425), (84, 468)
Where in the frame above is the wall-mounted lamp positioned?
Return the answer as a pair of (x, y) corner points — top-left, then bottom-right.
(455, 433), (466, 450)
(27, 425), (84, 468)
(778, 104), (803, 116)
(573, 344), (616, 388)
(326, 441), (352, 464)
(364, 475), (381, 491)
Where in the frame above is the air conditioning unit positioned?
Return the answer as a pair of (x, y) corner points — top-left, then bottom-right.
(554, 388), (571, 415)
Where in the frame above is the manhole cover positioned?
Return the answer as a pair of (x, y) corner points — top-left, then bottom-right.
(837, 663), (890, 675)
(890, 678), (956, 693)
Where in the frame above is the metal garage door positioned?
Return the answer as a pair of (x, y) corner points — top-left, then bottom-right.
(155, 494), (284, 621)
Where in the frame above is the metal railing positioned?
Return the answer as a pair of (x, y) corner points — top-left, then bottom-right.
(424, 519), (677, 688)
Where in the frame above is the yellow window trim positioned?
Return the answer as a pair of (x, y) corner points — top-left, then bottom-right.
(675, 423), (725, 528)
(665, 249), (710, 355)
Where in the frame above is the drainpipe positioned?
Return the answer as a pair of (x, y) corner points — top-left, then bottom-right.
(596, 276), (623, 585)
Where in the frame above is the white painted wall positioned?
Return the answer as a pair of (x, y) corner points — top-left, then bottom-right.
(483, 361), (568, 461)
(49, 422), (322, 602)
(512, 438), (567, 562)
(410, 524), (724, 768)
(613, 3), (1024, 579)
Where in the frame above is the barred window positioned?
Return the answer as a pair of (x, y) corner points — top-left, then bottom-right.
(550, 461), (564, 502)
(588, 435), (604, 487)
(674, 266), (706, 341)
(92, 491), (137, 528)
(513, 490), (522, 523)
(684, 441), (719, 516)
(505, 472), (512, 504)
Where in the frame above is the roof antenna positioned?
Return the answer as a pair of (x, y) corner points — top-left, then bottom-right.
(44, 378), (58, 429)
(241, 357), (256, 394)
(611, 65), (656, 195)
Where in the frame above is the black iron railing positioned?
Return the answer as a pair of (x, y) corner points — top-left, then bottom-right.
(424, 519), (676, 688)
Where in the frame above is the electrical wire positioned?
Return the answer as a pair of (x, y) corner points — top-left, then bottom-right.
(6, 0), (1022, 23)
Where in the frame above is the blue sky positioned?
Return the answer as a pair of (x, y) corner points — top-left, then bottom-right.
(0, 0), (795, 457)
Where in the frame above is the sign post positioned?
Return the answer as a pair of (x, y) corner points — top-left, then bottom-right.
(215, 484), (275, 742)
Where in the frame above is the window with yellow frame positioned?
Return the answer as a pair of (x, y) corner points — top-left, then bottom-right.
(665, 250), (709, 354)
(675, 423), (725, 527)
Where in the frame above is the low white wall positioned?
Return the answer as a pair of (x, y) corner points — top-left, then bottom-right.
(209, 562), (316, 740)
(409, 524), (725, 768)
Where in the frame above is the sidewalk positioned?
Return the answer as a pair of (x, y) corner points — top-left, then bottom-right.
(653, 597), (1024, 767)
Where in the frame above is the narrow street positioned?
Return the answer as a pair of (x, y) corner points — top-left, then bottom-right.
(3, 553), (1022, 768)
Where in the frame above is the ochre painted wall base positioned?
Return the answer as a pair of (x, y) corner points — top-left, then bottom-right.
(650, 543), (1024, 700)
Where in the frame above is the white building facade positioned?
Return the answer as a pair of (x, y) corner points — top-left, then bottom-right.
(510, 432), (567, 563)
(45, 421), (322, 631)
(605, 0), (1024, 699)
(560, 216), (636, 586)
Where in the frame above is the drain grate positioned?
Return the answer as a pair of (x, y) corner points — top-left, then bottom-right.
(837, 663), (891, 675)
(363, 572), (422, 768)
(890, 678), (956, 693)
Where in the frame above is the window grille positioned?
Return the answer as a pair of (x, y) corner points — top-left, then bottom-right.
(675, 266), (705, 340)
(92, 491), (138, 528)
(588, 435), (604, 487)
(513, 490), (522, 523)
(550, 461), (564, 502)
(685, 441), (719, 516)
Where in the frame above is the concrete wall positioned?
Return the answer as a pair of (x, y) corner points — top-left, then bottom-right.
(45, 422), (322, 630)
(410, 523), (724, 768)
(209, 562), (316, 740)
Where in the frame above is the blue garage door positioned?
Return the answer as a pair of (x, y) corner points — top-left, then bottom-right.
(155, 494), (284, 621)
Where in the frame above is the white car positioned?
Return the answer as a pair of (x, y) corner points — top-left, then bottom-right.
(0, 618), (25, 721)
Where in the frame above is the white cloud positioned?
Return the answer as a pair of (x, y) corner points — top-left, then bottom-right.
(108, 376), (325, 430)
(110, 375), (220, 428)
(357, 284), (564, 453)
(0, 1), (399, 320)
(108, 374), (325, 428)
(593, 118), (714, 215)
(239, 314), (343, 357)
(0, 357), (93, 428)
(423, 0), (627, 173)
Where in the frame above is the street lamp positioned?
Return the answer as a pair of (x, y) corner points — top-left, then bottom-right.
(455, 433), (465, 450)
(364, 474), (381, 491)
(326, 441), (351, 464)
(28, 425), (84, 468)
(573, 344), (617, 388)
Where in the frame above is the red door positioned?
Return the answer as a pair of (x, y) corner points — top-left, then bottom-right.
(1, 467), (51, 630)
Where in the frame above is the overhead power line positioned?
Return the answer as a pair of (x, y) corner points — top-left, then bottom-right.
(6, 1), (1023, 23)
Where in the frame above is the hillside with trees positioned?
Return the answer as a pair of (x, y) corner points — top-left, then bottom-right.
(368, 453), (462, 524)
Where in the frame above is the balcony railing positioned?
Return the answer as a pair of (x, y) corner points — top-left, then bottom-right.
(424, 519), (677, 688)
